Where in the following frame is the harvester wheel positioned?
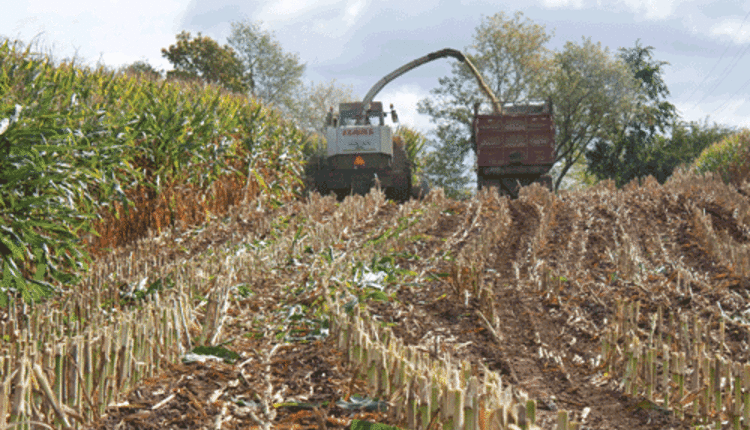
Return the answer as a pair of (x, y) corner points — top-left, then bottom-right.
(310, 154), (332, 197)
(386, 142), (412, 202)
(315, 176), (329, 197)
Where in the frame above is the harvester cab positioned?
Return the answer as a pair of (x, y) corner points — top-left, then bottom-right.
(326, 102), (398, 127)
(317, 101), (410, 200)
(323, 101), (396, 163)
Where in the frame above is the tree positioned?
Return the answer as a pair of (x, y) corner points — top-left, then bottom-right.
(545, 37), (638, 190)
(586, 40), (678, 186)
(287, 79), (356, 135)
(692, 129), (750, 188)
(421, 125), (473, 199)
(120, 60), (162, 80)
(227, 20), (306, 109)
(417, 13), (640, 192)
(161, 31), (246, 93)
(645, 119), (735, 183)
(394, 125), (427, 179)
(418, 11), (553, 157)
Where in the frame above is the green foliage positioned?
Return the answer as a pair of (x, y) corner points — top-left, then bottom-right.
(666, 120), (735, 160)
(350, 419), (403, 430)
(273, 401), (329, 410)
(418, 11), (553, 158)
(586, 40), (678, 187)
(355, 253), (416, 284)
(228, 20), (306, 109)
(120, 276), (173, 303)
(120, 60), (162, 80)
(161, 31), (246, 93)
(420, 125), (473, 199)
(235, 283), (254, 298)
(0, 40), (124, 302)
(337, 396), (390, 412)
(394, 125), (426, 180)
(635, 119), (735, 184)
(545, 37), (637, 190)
(551, 155), (598, 190)
(187, 345), (240, 363)
(692, 129), (750, 187)
(0, 38), (308, 302)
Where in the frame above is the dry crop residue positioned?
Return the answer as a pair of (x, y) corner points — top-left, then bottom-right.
(88, 172), (750, 430)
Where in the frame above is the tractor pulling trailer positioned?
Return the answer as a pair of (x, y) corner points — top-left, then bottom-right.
(313, 48), (556, 200)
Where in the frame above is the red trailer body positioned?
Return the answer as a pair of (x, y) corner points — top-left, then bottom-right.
(473, 101), (556, 197)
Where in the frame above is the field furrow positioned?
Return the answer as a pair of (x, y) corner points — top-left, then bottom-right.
(5, 172), (750, 430)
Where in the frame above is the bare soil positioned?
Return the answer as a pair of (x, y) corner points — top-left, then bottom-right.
(87, 173), (750, 429)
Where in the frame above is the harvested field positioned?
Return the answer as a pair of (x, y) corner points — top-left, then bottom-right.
(4, 170), (749, 429)
(88, 171), (750, 429)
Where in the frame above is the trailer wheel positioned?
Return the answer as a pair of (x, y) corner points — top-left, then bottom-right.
(478, 175), (541, 199)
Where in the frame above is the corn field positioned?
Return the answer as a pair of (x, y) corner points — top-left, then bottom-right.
(0, 39), (309, 303)
(3, 38), (750, 430)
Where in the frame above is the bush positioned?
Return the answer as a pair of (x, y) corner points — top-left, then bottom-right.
(692, 129), (750, 189)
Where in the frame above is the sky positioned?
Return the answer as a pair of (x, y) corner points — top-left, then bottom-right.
(3, 0), (750, 134)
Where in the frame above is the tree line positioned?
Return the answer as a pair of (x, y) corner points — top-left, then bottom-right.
(126, 15), (737, 198)
(417, 12), (736, 196)
(124, 20), (356, 140)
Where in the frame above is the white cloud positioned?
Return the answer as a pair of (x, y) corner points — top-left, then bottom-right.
(539, 0), (686, 20)
(257, 0), (328, 22)
(344, 0), (367, 26)
(377, 84), (434, 134)
(666, 64), (706, 86)
(710, 18), (750, 44)
(5, 0), (188, 69)
(258, 0), (369, 36)
(709, 99), (750, 129)
(595, 0), (682, 20)
(678, 97), (750, 129)
(541, 0), (585, 9)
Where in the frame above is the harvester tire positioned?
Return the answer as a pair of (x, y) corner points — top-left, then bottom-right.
(386, 142), (412, 203)
(315, 179), (329, 197)
(309, 154), (332, 197)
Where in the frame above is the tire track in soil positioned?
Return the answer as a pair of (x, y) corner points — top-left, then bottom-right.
(656, 193), (748, 282)
(491, 199), (540, 279)
(91, 184), (749, 430)
(377, 194), (689, 428)
(537, 197), (577, 272)
(619, 192), (677, 274)
(669, 197), (727, 278)
(491, 286), (687, 429)
(483, 197), (688, 429)
(699, 201), (750, 244)
(581, 201), (619, 275)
